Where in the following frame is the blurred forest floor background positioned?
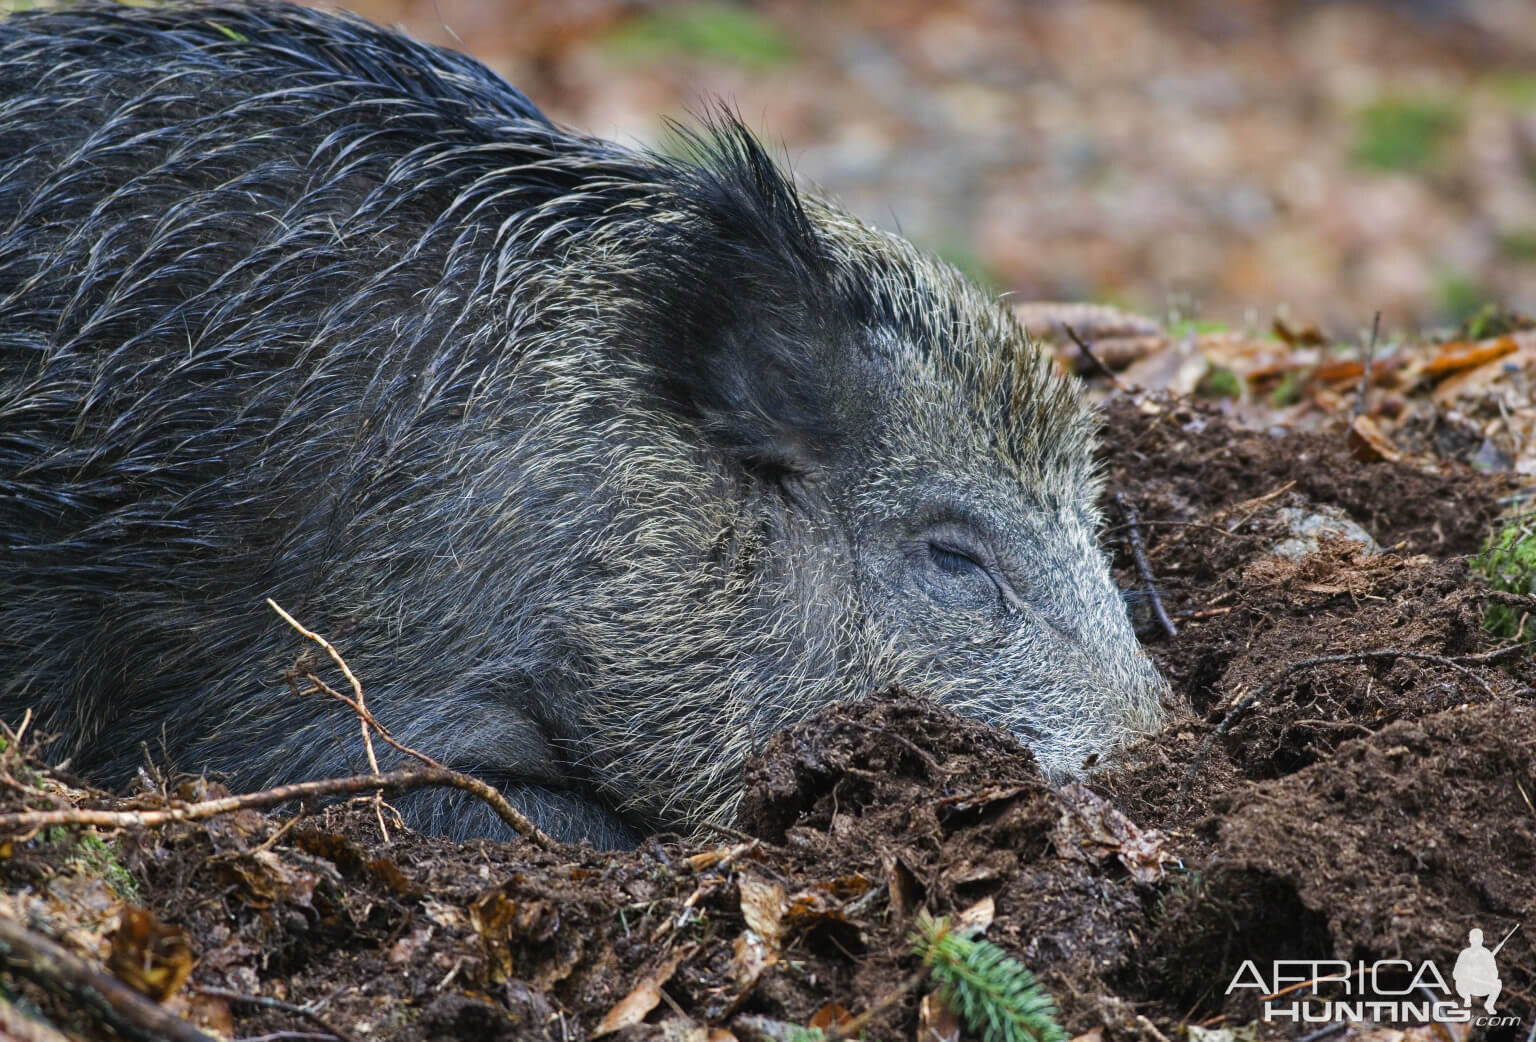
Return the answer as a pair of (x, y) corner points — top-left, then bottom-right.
(309, 0), (1536, 336)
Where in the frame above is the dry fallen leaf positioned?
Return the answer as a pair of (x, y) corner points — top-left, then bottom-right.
(732, 928), (777, 990)
(216, 848), (319, 908)
(884, 855), (922, 920)
(953, 895), (995, 936)
(593, 952), (684, 1037)
(784, 887), (849, 924)
(1347, 413), (1404, 463)
(738, 873), (787, 947)
(1430, 333), (1536, 405)
(387, 921), (435, 965)
(421, 897), (468, 931)
(1273, 317), (1327, 347)
(918, 991), (962, 1042)
(685, 841), (755, 872)
(470, 888), (572, 986)
(1422, 335), (1520, 378)
(1313, 359), (1365, 383)
(1055, 783), (1173, 884)
(186, 989), (237, 1036)
(809, 1002), (854, 1033)
(1305, 349), (1407, 385)
(1119, 337), (1209, 396)
(107, 906), (193, 1002)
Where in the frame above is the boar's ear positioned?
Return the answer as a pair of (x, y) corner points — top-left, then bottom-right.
(677, 297), (859, 479)
(632, 117), (865, 479)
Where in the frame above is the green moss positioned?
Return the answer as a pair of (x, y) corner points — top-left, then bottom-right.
(1473, 519), (1536, 640)
(1196, 363), (1243, 400)
(1437, 274), (1497, 326)
(76, 832), (142, 902)
(1167, 318), (1229, 339)
(1353, 97), (1461, 172)
(1268, 370), (1305, 407)
(36, 829), (142, 902)
(602, 4), (795, 70)
(1455, 301), (1530, 341)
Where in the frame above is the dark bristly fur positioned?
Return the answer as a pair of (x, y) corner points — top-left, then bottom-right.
(0, 0), (1166, 847)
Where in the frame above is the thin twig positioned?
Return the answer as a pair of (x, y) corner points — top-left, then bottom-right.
(291, 672), (442, 771)
(9, 706), (31, 746)
(195, 985), (360, 1042)
(823, 967), (929, 1042)
(268, 600), (388, 840)
(1352, 311), (1381, 421)
(1517, 778), (1535, 819)
(1115, 492), (1177, 638)
(1263, 967), (1370, 1001)
(1136, 1014), (1174, 1042)
(0, 911), (218, 1042)
(1219, 480), (1297, 533)
(697, 820), (784, 851)
(0, 767), (556, 849)
(1292, 718), (1374, 736)
(1063, 323), (1132, 393)
(1455, 641), (1530, 665)
(1101, 519), (1238, 539)
(1176, 647), (1509, 812)
(1177, 606), (1233, 622)
(1146, 482), (1296, 560)
(1296, 1022), (1349, 1042)
(1480, 589), (1536, 615)
(0, 710), (60, 799)
(843, 720), (945, 778)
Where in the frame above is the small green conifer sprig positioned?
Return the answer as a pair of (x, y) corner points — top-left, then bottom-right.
(911, 910), (1069, 1042)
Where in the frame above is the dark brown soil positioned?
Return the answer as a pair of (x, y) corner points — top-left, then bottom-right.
(4, 395), (1534, 1042)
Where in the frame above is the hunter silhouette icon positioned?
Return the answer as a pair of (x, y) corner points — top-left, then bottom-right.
(1453, 925), (1520, 1013)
